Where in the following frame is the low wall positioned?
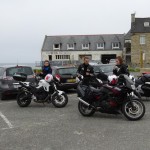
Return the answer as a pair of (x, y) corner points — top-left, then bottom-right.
(140, 68), (150, 74)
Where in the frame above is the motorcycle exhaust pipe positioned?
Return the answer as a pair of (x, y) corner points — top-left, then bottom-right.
(78, 98), (96, 110)
(78, 98), (90, 107)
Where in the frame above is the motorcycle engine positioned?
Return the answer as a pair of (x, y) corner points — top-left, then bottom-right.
(36, 87), (48, 100)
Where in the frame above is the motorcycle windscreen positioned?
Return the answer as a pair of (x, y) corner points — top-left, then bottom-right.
(123, 75), (134, 90)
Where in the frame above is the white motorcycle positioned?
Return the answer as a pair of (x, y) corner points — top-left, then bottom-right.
(13, 73), (68, 108)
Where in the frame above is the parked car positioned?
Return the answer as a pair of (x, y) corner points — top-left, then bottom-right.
(52, 66), (78, 90)
(89, 64), (115, 84)
(92, 64), (115, 76)
(109, 59), (116, 64)
(0, 65), (35, 100)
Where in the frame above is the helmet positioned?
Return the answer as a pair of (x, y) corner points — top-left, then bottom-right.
(45, 74), (53, 82)
(108, 75), (118, 85)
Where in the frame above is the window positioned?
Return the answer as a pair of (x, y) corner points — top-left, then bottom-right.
(53, 44), (60, 50)
(97, 43), (104, 49)
(58, 68), (77, 75)
(125, 40), (131, 43)
(67, 44), (74, 50)
(112, 43), (120, 49)
(82, 44), (89, 49)
(144, 22), (150, 27)
(140, 35), (146, 45)
(55, 55), (70, 60)
(6, 67), (33, 76)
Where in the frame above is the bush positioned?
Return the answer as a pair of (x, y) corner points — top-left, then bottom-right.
(33, 69), (42, 74)
(129, 67), (140, 72)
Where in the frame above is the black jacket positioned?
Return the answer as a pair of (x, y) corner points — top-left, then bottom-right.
(77, 63), (94, 77)
(113, 64), (129, 76)
(41, 65), (52, 78)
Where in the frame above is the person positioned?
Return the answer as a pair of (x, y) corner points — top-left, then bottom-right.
(40, 60), (52, 78)
(77, 57), (94, 85)
(113, 56), (129, 76)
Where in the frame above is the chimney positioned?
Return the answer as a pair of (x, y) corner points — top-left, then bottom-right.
(131, 13), (135, 23)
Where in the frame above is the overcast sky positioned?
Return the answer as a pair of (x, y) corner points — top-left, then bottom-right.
(0, 0), (150, 63)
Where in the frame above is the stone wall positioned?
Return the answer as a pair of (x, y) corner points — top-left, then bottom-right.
(131, 33), (150, 67)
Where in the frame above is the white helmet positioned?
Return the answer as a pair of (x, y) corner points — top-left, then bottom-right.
(45, 74), (53, 82)
(108, 75), (118, 85)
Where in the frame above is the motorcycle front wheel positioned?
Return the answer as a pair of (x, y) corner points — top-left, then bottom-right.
(17, 91), (31, 107)
(122, 99), (145, 121)
(78, 101), (95, 117)
(52, 93), (68, 108)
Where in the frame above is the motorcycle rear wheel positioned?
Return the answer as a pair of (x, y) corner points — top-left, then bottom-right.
(78, 101), (95, 117)
(52, 93), (68, 108)
(122, 99), (145, 121)
(17, 91), (31, 107)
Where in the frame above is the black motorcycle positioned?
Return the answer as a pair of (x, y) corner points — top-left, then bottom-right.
(135, 74), (150, 97)
(77, 74), (145, 121)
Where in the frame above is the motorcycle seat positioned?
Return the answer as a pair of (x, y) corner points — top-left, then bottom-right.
(135, 79), (144, 86)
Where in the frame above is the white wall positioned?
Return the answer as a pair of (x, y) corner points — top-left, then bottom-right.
(41, 50), (122, 61)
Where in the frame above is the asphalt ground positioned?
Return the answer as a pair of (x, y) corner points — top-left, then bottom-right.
(0, 91), (150, 150)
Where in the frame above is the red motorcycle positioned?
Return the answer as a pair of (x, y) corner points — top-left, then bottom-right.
(77, 74), (145, 121)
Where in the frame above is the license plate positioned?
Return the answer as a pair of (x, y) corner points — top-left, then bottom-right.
(14, 85), (21, 88)
(67, 79), (76, 83)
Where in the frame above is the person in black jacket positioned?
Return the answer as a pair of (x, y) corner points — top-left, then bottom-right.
(113, 56), (129, 76)
(77, 57), (94, 85)
(40, 60), (52, 78)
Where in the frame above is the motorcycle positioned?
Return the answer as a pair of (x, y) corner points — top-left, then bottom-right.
(13, 73), (68, 108)
(134, 74), (150, 98)
(77, 74), (145, 121)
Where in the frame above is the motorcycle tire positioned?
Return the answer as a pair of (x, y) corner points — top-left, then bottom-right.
(17, 91), (31, 107)
(0, 93), (7, 100)
(78, 101), (95, 117)
(52, 93), (68, 108)
(122, 99), (145, 121)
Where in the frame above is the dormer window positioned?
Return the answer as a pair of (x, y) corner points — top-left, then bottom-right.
(82, 44), (89, 49)
(53, 44), (60, 50)
(144, 22), (150, 27)
(67, 44), (74, 50)
(97, 43), (104, 49)
(112, 43), (120, 49)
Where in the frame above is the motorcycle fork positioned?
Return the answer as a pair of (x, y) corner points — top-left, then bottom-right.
(127, 94), (136, 109)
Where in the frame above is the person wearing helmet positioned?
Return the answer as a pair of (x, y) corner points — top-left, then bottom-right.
(40, 60), (52, 78)
(113, 56), (129, 76)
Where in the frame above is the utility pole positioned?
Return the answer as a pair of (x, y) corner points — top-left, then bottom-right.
(140, 50), (143, 68)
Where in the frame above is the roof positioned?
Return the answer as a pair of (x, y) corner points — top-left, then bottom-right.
(131, 18), (150, 33)
(96, 36), (105, 43)
(67, 37), (76, 44)
(124, 30), (131, 40)
(112, 35), (121, 43)
(52, 66), (76, 69)
(0, 65), (32, 69)
(42, 34), (124, 51)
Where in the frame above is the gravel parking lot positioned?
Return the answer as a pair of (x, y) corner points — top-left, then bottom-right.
(0, 91), (150, 150)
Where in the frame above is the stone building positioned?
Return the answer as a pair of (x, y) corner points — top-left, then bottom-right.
(123, 30), (131, 65)
(41, 34), (124, 64)
(130, 14), (150, 67)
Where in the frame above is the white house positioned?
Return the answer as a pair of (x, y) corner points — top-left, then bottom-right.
(41, 34), (124, 64)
